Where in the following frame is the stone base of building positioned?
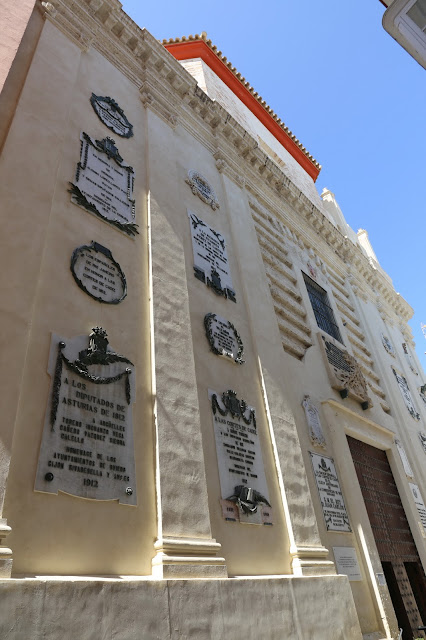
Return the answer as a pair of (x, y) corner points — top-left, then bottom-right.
(0, 575), (364, 639)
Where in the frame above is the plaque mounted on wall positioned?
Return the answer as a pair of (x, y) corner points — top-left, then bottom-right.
(69, 133), (138, 237)
(310, 452), (351, 532)
(409, 483), (426, 534)
(302, 395), (326, 449)
(90, 94), (134, 138)
(204, 313), (244, 364)
(185, 170), (219, 210)
(35, 328), (137, 505)
(188, 211), (236, 302)
(209, 388), (271, 525)
(392, 366), (420, 420)
(71, 241), (127, 304)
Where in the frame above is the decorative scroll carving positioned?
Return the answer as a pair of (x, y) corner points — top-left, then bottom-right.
(318, 334), (372, 409)
(185, 170), (219, 210)
(211, 389), (256, 427)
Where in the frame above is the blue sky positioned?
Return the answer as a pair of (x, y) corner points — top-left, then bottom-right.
(122, 0), (426, 371)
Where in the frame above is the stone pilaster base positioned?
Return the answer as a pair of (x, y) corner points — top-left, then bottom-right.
(152, 537), (227, 579)
(0, 519), (12, 578)
(290, 545), (336, 576)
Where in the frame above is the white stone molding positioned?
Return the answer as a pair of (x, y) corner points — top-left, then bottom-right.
(0, 519), (12, 578)
(152, 537), (226, 579)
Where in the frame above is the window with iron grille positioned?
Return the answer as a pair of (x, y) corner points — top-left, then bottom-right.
(303, 273), (343, 343)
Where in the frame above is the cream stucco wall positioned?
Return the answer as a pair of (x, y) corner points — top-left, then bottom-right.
(0, 1), (425, 638)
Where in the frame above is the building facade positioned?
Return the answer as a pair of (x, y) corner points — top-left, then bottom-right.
(381, 0), (426, 69)
(0, 1), (426, 638)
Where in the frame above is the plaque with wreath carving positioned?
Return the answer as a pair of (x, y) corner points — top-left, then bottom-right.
(318, 333), (372, 410)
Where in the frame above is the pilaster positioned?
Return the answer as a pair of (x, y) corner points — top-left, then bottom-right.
(0, 519), (12, 578)
(221, 171), (335, 577)
(147, 108), (227, 578)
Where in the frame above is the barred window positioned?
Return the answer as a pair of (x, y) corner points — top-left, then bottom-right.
(303, 273), (343, 343)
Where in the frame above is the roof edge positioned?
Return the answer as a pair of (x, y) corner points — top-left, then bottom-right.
(163, 37), (321, 182)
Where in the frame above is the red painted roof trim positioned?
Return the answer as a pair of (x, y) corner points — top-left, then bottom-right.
(165, 40), (320, 182)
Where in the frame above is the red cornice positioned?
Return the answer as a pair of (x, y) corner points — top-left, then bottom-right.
(164, 40), (320, 182)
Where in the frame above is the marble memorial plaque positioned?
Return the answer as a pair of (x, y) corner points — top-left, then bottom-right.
(395, 439), (414, 478)
(69, 133), (138, 237)
(409, 483), (426, 533)
(90, 94), (133, 138)
(310, 452), (351, 532)
(392, 367), (420, 420)
(204, 313), (244, 364)
(35, 327), (136, 505)
(71, 241), (126, 304)
(209, 389), (271, 524)
(188, 211), (236, 302)
(333, 547), (362, 581)
(302, 395), (326, 448)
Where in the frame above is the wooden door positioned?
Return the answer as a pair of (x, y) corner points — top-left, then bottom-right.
(347, 436), (426, 639)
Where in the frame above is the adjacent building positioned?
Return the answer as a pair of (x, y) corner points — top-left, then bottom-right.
(381, 0), (426, 68)
(1, 1), (426, 638)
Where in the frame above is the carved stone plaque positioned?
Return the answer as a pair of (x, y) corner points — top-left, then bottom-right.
(204, 313), (244, 364)
(332, 547), (362, 581)
(402, 342), (418, 375)
(395, 439), (414, 478)
(35, 328), (136, 505)
(188, 211), (236, 302)
(69, 133), (138, 237)
(381, 333), (395, 357)
(310, 452), (351, 532)
(90, 94), (133, 138)
(209, 389), (270, 524)
(186, 170), (219, 210)
(409, 483), (426, 533)
(392, 367), (420, 420)
(418, 431), (426, 454)
(318, 333), (372, 409)
(302, 395), (326, 448)
(71, 241), (126, 304)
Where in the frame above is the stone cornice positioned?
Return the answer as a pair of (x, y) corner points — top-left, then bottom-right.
(39, 0), (413, 324)
(163, 37), (321, 180)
